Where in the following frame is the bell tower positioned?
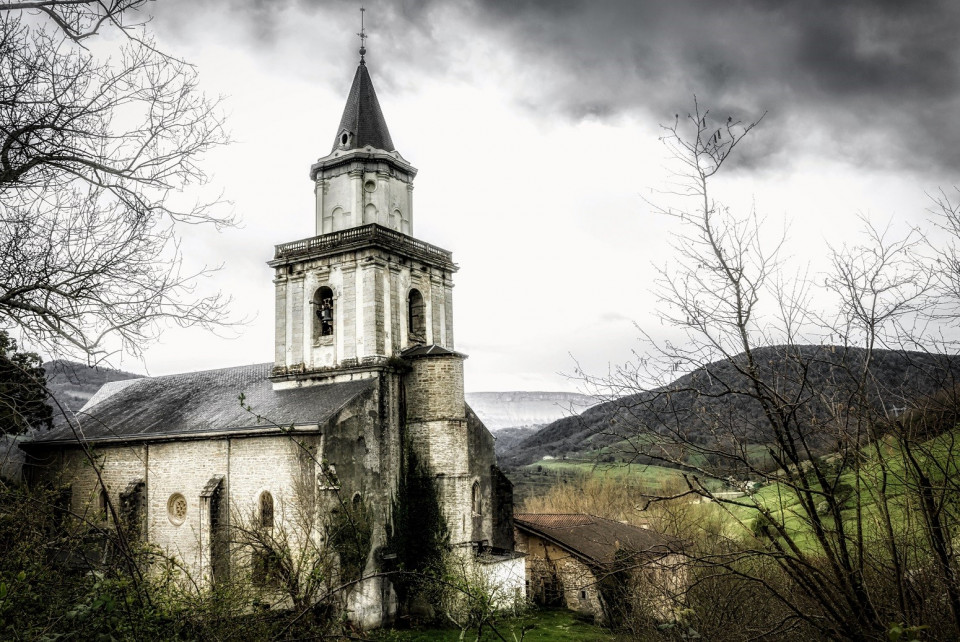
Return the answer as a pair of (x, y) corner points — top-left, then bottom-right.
(269, 43), (456, 387)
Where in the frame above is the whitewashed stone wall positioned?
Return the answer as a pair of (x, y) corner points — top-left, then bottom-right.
(314, 152), (414, 236)
(476, 555), (526, 610)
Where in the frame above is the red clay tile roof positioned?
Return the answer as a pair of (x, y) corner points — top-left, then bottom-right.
(514, 513), (679, 566)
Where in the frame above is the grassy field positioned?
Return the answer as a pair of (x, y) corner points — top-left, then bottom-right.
(714, 429), (960, 550)
(509, 459), (728, 505)
(509, 427), (960, 554)
(368, 608), (615, 642)
(531, 459), (686, 483)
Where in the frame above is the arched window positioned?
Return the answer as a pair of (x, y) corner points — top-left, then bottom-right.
(260, 491), (274, 528)
(313, 286), (334, 340)
(408, 288), (425, 344)
(331, 206), (344, 231)
(99, 488), (109, 521)
(472, 481), (482, 516)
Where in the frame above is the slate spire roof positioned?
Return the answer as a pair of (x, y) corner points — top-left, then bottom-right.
(332, 59), (395, 153)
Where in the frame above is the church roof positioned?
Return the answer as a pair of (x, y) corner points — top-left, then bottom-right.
(400, 344), (464, 359)
(27, 363), (375, 446)
(332, 61), (395, 153)
(514, 513), (680, 566)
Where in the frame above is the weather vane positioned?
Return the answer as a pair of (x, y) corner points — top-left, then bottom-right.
(357, 6), (367, 61)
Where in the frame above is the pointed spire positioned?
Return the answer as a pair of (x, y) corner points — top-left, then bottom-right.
(331, 9), (394, 153)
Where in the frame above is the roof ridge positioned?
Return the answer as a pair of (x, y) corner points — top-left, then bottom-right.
(136, 362), (273, 381)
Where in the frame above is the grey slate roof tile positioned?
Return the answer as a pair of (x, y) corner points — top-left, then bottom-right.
(28, 363), (375, 446)
(332, 62), (395, 153)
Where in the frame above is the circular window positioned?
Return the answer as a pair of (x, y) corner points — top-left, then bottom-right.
(340, 132), (349, 146)
(168, 493), (188, 525)
(363, 180), (376, 193)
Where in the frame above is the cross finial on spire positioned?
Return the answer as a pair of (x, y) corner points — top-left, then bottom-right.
(357, 6), (367, 63)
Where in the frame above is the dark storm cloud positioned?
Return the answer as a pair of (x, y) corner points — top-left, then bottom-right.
(459, 0), (960, 173)
(156, 0), (960, 173)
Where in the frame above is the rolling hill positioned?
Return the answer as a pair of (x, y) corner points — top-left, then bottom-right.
(500, 346), (960, 468)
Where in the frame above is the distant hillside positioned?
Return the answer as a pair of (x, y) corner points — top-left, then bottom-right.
(465, 391), (597, 431)
(492, 425), (541, 458)
(502, 346), (960, 468)
(44, 360), (141, 413)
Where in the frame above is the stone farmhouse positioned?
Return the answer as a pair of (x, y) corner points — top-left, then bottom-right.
(514, 513), (682, 623)
(22, 46), (523, 628)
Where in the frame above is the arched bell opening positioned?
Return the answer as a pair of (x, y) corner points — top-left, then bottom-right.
(313, 286), (335, 342)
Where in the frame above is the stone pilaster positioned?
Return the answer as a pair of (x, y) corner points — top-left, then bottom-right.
(274, 277), (287, 366)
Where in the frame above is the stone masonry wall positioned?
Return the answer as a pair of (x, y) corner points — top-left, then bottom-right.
(147, 440), (228, 582)
(516, 532), (604, 621)
(25, 379), (393, 603)
(403, 354), (505, 550)
(44, 446), (147, 527)
(404, 356), (464, 422)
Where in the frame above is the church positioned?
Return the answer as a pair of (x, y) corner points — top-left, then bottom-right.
(23, 41), (523, 627)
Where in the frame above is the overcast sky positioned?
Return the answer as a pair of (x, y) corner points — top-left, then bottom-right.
(105, 0), (960, 392)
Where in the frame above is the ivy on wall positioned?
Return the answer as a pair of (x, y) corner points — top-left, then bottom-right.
(388, 447), (448, 609)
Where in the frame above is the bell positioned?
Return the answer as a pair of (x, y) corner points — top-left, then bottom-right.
(321, 308), (332, 323)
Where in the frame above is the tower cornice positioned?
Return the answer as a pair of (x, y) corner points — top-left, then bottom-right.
(310, 146), (417, 182)
(269, 223), (457, 273)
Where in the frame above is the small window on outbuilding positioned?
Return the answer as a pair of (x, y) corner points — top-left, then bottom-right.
(408, 288), (425, 344)
(472, 481), (482, 516)
(313, 286), (334, 340)
(260, 491), (274, 529)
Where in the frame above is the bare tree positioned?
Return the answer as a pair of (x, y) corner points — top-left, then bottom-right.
(0, 1), (233, 361)
(577, 103), (960, 640)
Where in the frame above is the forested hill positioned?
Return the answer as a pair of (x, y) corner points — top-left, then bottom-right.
(44, 360), (141, 413)
(500, 346), (960, 468)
